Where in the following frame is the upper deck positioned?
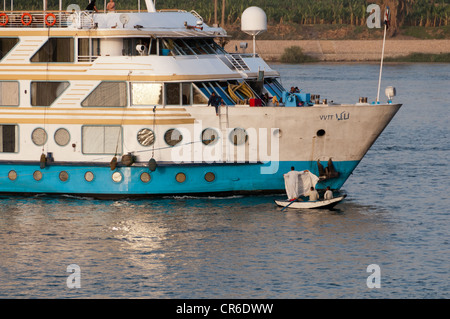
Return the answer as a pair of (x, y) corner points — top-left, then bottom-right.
(0, 3), (284, 108)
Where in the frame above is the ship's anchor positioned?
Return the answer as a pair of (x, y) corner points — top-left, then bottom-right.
(317, 158), (339, 181)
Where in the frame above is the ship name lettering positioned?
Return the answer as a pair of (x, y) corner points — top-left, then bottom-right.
(319, 114), (334, 120)
(336, 111), (350, 121)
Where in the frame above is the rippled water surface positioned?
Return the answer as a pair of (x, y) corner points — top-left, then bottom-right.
(0, 63), (448, 298)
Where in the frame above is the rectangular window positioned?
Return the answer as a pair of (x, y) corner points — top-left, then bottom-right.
(31, 38), (74, 63)
(82, 82), (127, 107)
(123, 38), (151, 56)
(0, 81), (19, 106)
(82, 125), (122, 154)
(165, 83), (180, 105)
(31, 81), (69, 106)
(0, 124), (18, 153)
(78, 38), (100, 62)
(0, 38), (19, 61)
(131, 83), (162, 105)
(192, 84), (208, 104)
(182, 83), (191, 105)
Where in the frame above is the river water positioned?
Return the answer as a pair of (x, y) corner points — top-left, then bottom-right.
(0, 63), (448, 299)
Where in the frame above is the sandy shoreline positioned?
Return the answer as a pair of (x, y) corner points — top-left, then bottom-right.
(225, 39), (450, 62)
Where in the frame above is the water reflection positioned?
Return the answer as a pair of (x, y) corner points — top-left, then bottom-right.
(1, 63), (449, 298)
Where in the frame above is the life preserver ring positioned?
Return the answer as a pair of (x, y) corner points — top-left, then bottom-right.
(44, 13), (56, 27)
(0, 13), (9, 26)
(21, 12), (32, 26)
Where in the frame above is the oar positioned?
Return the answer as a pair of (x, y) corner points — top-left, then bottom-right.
(281, 199), (297, 211)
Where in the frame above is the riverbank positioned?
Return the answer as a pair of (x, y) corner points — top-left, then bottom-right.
(225, 40), (450, 62)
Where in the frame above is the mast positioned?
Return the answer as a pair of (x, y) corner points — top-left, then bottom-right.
(376, 6), (390, 103)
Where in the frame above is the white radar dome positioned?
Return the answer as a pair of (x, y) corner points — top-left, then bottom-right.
(241, 7), (267, 36)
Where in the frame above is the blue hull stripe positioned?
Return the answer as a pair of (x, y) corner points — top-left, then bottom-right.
(0, 160), (360, 195)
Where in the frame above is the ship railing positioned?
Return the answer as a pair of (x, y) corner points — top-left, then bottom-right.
(78, 55), (99, 62)
(189, 10), (203, 22)
(220, 54), (251, 72)
(231, 53), (259, 59)
(0, 11), (72, 28)
(76, 11), (95, 29)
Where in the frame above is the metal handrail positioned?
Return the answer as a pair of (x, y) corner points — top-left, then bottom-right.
(0, 11), (71, 28)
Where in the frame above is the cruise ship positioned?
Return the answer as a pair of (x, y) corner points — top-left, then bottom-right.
(0, 1), (401, 197)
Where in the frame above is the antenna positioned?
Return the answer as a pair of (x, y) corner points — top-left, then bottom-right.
(241, 7), (267, 57)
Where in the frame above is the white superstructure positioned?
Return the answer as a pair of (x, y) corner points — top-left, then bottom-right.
(0, 1), (401, 197)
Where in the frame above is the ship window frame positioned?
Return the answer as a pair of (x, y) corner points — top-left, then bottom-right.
(0, 37), (20, 61)
(192, 83), (208, 105)
(54, 128), (71, 147)
(229, 128), (248, 146)
(130, 82), (163, 106)
(0, 124), (19, 153)
(164, 82), (192, 106)
(123, 37), (153, 56)
(30, 37), (75, 63)
(0, 81), (20, 106)
(31, 127), (48, 146)
(164, 128), (183, 147)
(164, 38), (225, 56)
(30, 81), (70, 107)
(137, 128), (155, 147)
(81, 125), (123, 155)
(81, 81), (128, 107)
(201, 128), (219, 146)
(77, 38), (100, 62)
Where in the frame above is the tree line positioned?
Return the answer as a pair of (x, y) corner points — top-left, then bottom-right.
(4, 0), (450, 29)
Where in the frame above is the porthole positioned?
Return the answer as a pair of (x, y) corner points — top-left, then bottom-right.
(33, 170), (43, 181)
(204, 172), (215, 182)
(112, 171), (122, 183)
(140, 172), (151, 183)
(137, 128), (155, 146)
(85, 171), (94, 182)
(201, 128), (218, 145)
(31, 128), (47, 146)
(229, 128), (248, 145)
(317, 129), (326, 137)
(8, 170), (17, 181)
(59, 171), (69, 182)
(175, 172), (186, 183)
(273, 128), (281, 138)
(164, 128), (183, 146)
(54, 128), (70, 146)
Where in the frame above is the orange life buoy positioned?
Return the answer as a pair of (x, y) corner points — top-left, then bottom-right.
(44, 13), (56, 27)
(0, 13), (9, 26)
(21, 12), (32, 26)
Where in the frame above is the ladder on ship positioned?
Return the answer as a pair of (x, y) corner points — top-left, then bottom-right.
(218, 104), (229, 162)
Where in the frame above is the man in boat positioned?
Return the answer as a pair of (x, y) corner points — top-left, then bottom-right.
(283, 167), (309, 201)
(85, 0), (99, 12)
(305, 186), (319, 202)
(324, 186), (333, 200)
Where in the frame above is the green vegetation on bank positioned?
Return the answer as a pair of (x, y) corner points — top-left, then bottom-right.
(280, 46), (318, 64)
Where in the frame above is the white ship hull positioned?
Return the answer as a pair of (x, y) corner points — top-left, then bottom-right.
(0, 4), (402, 197)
